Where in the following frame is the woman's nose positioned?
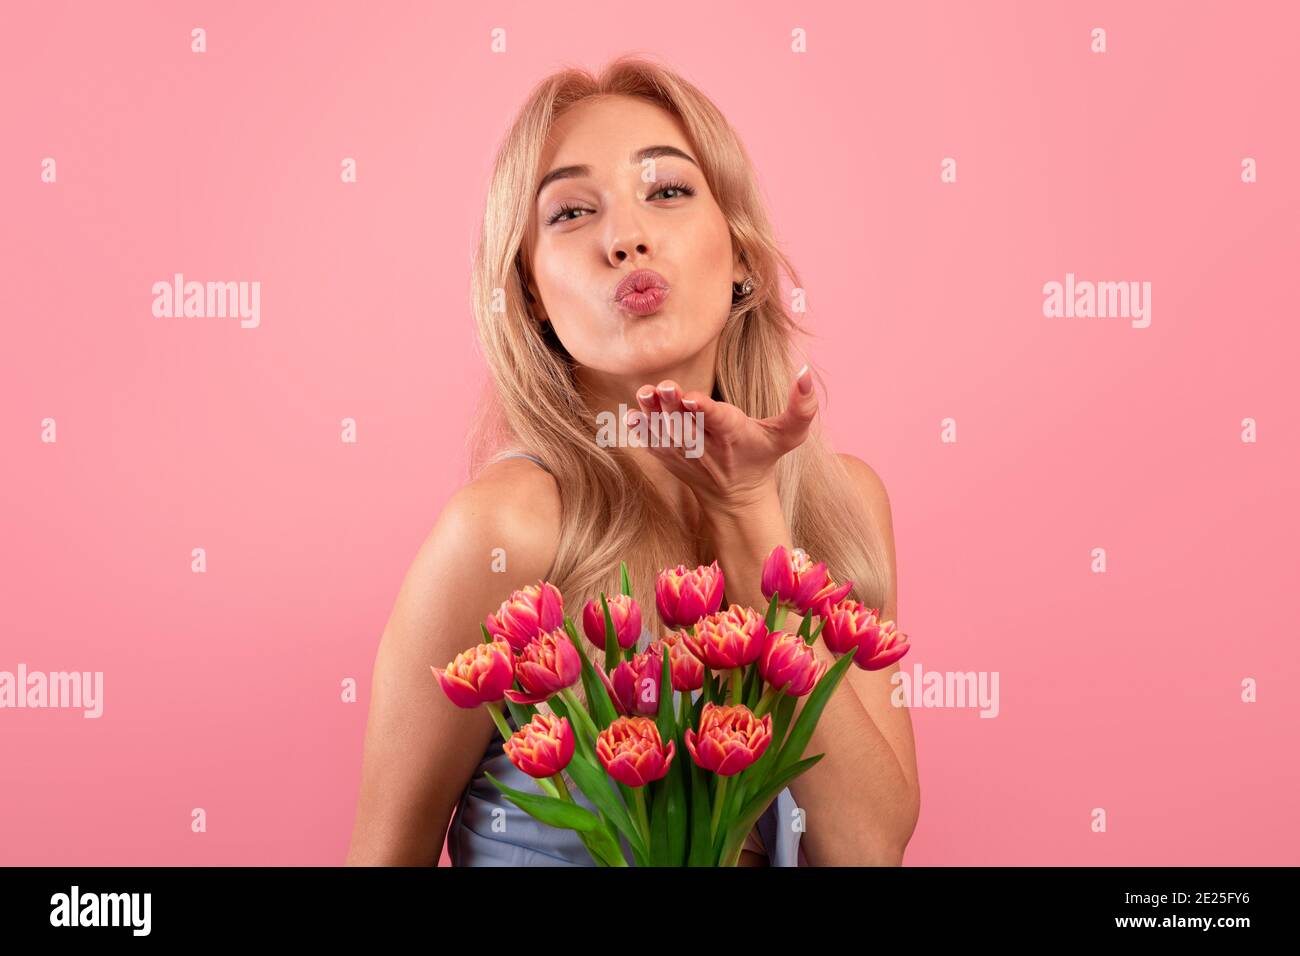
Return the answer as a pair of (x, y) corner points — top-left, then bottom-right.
(606, 197), (653, 264)
(609, 238), (650, 264)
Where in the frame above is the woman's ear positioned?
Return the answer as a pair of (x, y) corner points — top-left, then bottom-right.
(731, 248), (749, 285)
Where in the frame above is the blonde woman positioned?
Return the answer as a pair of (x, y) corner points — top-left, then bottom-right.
(346, 55), (919, 867)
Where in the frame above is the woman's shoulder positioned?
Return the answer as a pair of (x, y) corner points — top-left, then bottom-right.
(432, 456), (563, 580)
(385, 458), (563, 663)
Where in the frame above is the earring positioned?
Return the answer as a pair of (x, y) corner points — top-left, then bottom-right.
(732, 275), (755, 301)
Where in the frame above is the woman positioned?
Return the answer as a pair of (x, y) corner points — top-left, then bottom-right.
(346, 55), (919, 866)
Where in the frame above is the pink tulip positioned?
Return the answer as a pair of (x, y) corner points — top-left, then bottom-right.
(819, 599), (881, 655)
(430, 639), (515, 708)
(485, 581), (565, 653)
(655, 561), (725, 629)
(505, 627), (582, 704)
(504, 712), (575, 778)
(805, 576), (854, 618)
(758, 629), (828, 697)
(598, 642), (664, 716)
(684, 703), (773, 777)
(684, 605), (768, 670)
(761, 545), (853, 616)
(852, 618), (911, 671)
(663, 630), (705, 691)
(596, 717), (676, 788)
(582, 593), (642, 650)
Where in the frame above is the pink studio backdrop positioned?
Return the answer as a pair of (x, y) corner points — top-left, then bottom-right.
(2, 1), (1297, 867)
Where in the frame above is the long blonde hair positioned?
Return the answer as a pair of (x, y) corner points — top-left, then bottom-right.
(466, 54), (889, 649)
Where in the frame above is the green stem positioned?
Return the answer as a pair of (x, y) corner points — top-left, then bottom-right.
(487, 703), (514, 743)
(560, 687), (601, 744)
(753, 684), (780, 718)
(551, 773), (572, 801)
(710, 775), (729, 843)
(729, 667), (743, 704)
(632, 787), (651, 848)
(775, 605), (790, 630)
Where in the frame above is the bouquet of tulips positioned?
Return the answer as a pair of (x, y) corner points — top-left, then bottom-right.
(431, 544), (911, 866)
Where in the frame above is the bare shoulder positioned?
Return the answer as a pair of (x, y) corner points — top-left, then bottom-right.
(835, 452), (892, 529)
(835, 452), (897, 623)
(346, 457), (562, 864)
(436, 457), (563, 575)
(383, 456), (562, 660)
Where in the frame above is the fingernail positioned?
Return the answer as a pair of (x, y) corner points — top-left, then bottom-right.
(796, 364), (812, 395)
(682, 397), (698, 410)
(637, 388), (654, 402)
(657, 384), (675, 400)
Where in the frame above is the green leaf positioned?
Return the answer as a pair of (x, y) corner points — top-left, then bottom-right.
(719, 754), (825, 865)
(647, 654), (687, 867)
(763, 591), (781, 631)
(480, 623), (494, 645)
(582, 824), (628, 868)
(545, 694), (592, 762)
(654, 643), (677, 745)
(564, 616), (618, 730)
(711, 767), (750, 858)
(773, 652), (856, 777)
(599, 592), (622, 671)
(482, 771), (603, 833)
(503, 698), (537, 733)
(620, 560), (633, 598)
(742, 664), (761, 711)
(648, 776), (671, 866)
(563, 750), (648, 864)
(737, 688), (795, 794)
(687, 759), (714, 866)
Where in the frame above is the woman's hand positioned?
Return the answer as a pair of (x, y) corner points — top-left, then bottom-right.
(628, 364), (818, 519)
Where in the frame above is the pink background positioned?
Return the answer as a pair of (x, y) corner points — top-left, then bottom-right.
(2, 1), (1297, 866)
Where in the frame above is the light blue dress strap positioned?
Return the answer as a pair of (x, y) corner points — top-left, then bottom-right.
(496, 450), (550, 473)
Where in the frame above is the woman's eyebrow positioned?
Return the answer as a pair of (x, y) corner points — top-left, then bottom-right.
(535, 145), (700, 200)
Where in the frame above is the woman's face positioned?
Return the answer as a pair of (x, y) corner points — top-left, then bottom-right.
(523, 95), (744, 380)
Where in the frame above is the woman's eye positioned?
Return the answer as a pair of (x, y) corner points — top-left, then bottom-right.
(650, 181), (696, 201)
(544, 181), (696, 226)
(545, 202), (590, 226)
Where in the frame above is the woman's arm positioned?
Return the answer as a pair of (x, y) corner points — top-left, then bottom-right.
(345, 460), (561, 865)
(699, 454), (919, 866)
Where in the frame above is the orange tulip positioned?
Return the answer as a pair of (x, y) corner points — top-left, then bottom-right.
(684, 605), (768, 670)
(506, 627), (582, 704)
(684, 702), (773, 776)
(430, 638), (515, 708)
(663, 630), (705, 691)
(504, 712), (575, 778)
(596, 716), (676, 788)
(486, 581), (565, 653)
